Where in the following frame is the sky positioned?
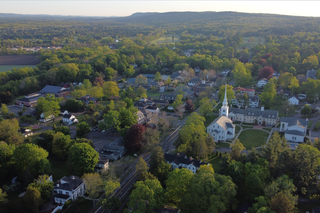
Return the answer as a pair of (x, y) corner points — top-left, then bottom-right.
(0, 1), (320, 18)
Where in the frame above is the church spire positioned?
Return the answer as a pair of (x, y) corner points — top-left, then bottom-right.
(223, 84), (228, 106)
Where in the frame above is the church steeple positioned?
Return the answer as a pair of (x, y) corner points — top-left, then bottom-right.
(220, 84), (229, 117)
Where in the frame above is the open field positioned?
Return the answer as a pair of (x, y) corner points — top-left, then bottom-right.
(204, 114), (219, 127)
(208, 154), (221, 172)
(238, 129), (269, 149)
(0, 55), (40, 65)
(0, 65), (37, 72)
(150, 35), (180, 45)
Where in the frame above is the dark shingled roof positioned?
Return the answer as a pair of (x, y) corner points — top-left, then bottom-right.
(280, 117), (308, 127)
(17, 95), (41, 103)
(54, 176), (83, 191)
(165, 153), (207, 168)
(188, 77), (201, 84)
(63, 114), (73, 119)
(40, 85), (68, 94)
(285, 130), (305, 136)
(229, 107), (278, 118)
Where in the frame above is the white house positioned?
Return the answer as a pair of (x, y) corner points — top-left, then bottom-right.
(249, 96), (260, 108)
(53, 176), (86, 204)
(288, 96), (299, 105)
(137, 110), (146, 124)
(94, 159), (109, 173)
(19, 128), (34, 138)
(207, 84), (235, 142)
(280, 117), (308, 143)
(257, 78), (268, 88)
(164, 153), (208, 174)
(187, 77), (201, 86)
(39, 113), (54, 123)
(62, 114), (78, 125)
(99, 142), (126, 160)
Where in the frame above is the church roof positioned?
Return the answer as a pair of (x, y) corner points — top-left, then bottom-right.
(211, 116), (234, 131)
(229, 107), (278, 118)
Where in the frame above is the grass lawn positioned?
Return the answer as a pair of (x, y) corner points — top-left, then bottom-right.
(208, 154), (221, 172)
(308, 120), (314, 129)
(216, 142), (231, 148)
(238, 130), (269, 149)
(99, 100), (111, 107)
(65, 199), (93, 213)
(0, 65), (37, 72)
(263, 128), (272, 131)
(235, 126), (241, 132)
(204, 114), (219, 127)
(49, 158), (73, 181)
(242, 126), (253, 129)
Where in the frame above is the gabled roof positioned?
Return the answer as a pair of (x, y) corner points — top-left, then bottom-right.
(17, 94), (41, 103)
(188, 77), (201, 84)
(285, 130), (305, 136)
(54, 176), (83, 191)
(280, 117), (308, 127)
(211, 116), (235, 131)
(165, 153), (207, 168)
(229, 107), (278, 118)
(40, 85), (67, 94)
(63, 113), (74, 119)
(307, 69), (317, 79)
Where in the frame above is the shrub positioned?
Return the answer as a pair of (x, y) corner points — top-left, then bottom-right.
(314, 121), (320, 131)
(78, 197), (86, 203)
(63, 199), (73, 210)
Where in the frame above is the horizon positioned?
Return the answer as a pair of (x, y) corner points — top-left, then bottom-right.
(0, 1), (319, 18)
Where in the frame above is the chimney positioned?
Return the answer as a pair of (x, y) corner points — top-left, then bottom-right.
(261, 106), (264, 111)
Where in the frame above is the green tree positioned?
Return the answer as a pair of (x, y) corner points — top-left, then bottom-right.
(0, 103), (8, 117)
(37, 94), (61, 122)
(82, 173), (103, 199)
(104, 67), (117, 80)
(127, 179), (164, 213)
(87, 86), (104, 99)
(259, 81), (277, 108)
(23, 187), (41, 213)
(230, 139), (246, 160)
(100, 110), (121, 133)
(28, 175), (54, 201)
(154, 72), (161, 82)
(232, 61), (252, 86)
(179, 172), (237, 213)
(301, 104), (312, 116)
(0, 142), (15, 181)
(172, 94), (183, 109)
(69, 143), (99, 176)
(302, 79), (320, 102)
(135, 74), (148, 85)
(270, 192), (295, 213)
(52, 132), (72, 160)
(165, 168), (193, 205)
(199, 97), (216, 118)
(288, 77), (299, 95)
(136, 87), (147, 98)
(103, 81), (119, 99)
(136, 157), (148, 177)
(54, 126), (70, 135)
(218, 84), (235, 103)
(13, 143), (50, 182)
(76, 122), (91, 137)
(0, 188), (7, 203)
(0, 119), (24, 145)
(149, 146), (165, 173)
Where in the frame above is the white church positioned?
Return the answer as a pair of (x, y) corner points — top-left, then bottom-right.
(207, 84), (235, 142)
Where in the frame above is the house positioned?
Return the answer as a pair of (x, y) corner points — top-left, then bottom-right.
(188, 77), (201, 86)
(77, 95), (97, 105)
(94, 159), (109, 173)
(233, 87), (255, 97)
(280, 117), (308, 143)
(137, 110), (146, 124)
(152, 99), (169, 107)
(146, 105), (160, 114)
(228, 106), (278, 126)
(288, 96), (299, 105)
(149, 81), (164, 90)
(164, 153), (208, 174)
(170, 71), (182, 80)
(40, 85), (70, 97)
(159, 94), (176, 103)
(249, 96), (260, 108)
(134, 101), (148, 110)
(193, 80), (215, 96)
(19, 128), (33, 137)
(62, 114), (78, 125)
(194, 67), (201, 73)
(298, 94), (307, 100)
(220, 69), (230, 77)
(53, 176), (86, 204)
(273, 71), (281, 79)
(161, 75), (170, 81)
(166, 85), (175, 91)
(207, 85), (235, 142)
(99, 143), (126, 160)
(39, 113), (54, 123)
(16, 93), (41, 107)
(257, 78), (268, 88)
(307, 69), (317, 80)
(159, 85), (166, 93)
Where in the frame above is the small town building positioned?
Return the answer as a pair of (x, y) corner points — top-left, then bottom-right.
(159, 94), (176, 102)
(307, 69), (317, 80)
(94, 159), (109, 173)
(187, 77), (201, 86)
(164, 153), (208, 174)
(19, 128), (34, 137)
(40, 85), (70, 97)
(77, 95), (97, 105)
(53, 176), (86, 204)
(16, 93), (41, 107)
(99, 143), (126, 160)
(280, 117), (308, 143)
(233, 87), (255, 97)
(62, 114), (78, 125)
(257, 78), (268, 88)
(39, 113), (54, 123)
(288, 96), (299, 105)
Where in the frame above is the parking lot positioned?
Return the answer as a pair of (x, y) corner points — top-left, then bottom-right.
(8, 105), (36, 116)
(86, 130), (122, 149)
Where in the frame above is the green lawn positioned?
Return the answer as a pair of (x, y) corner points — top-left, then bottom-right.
(65, 199), (93, 213)
(235, 126), (241, 132)
(99, 100), (111, 107)
(49, 158), (73, 181)
(208, 154), (221, 172)
(204, 114), (219, 127)
(238, 130), (269, 149)
(216, 142), (231, 148)
(0, 65), (37, 72)
(242, 126), (253, 129)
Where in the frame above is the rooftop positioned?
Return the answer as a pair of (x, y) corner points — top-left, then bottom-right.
(280, 117), (308, 128)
